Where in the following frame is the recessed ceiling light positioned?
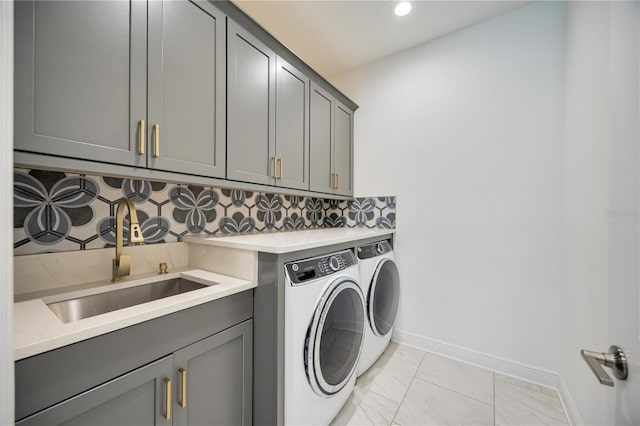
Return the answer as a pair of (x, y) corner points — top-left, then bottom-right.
(393, 1), (412, 17)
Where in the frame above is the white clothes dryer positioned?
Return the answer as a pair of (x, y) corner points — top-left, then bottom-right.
(284, 249), (366, 426)
(356, 240), (400, 377)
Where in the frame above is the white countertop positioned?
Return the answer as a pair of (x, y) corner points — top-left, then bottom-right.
(184, 228), (395, 253)
(14, 269), (255, 361)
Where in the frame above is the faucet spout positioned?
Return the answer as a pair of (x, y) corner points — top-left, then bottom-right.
(112, 197), (145, 282)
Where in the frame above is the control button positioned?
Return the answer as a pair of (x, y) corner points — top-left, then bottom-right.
(292, 264), (299, 272)
(329, 256), (340, 271)
(376, 243), (384, 254)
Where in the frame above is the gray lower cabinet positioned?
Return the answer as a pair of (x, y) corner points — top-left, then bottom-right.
(14, 0), (146, 167)
(173, 320), (253, 426)
(16, 292), (254, 426)
(226, 19), (276, 186)
(15, 0), (226, 178)
(17, 356), (174, 426)
(310, 83), (354, 196)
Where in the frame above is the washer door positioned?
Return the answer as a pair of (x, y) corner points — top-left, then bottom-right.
(368, 258), (400, 337)
(305, 279), (365, 396)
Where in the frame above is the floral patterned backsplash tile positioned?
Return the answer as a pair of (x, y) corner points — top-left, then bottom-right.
(14, 168), (396, 255)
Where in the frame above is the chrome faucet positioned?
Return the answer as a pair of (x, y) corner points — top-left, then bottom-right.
(112, 197), (145, 282)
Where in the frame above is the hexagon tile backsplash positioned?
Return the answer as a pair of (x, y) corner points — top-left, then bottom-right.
(13, 168), (396, 255)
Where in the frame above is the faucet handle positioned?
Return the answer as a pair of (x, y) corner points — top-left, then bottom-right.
(130, 223), (144, 243)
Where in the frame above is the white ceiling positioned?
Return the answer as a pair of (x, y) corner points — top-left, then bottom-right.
(233, 0), (531, 78)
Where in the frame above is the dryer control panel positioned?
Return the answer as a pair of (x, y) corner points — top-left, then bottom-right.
(357, 240), (392, 260)
(285, 249), (357, 284)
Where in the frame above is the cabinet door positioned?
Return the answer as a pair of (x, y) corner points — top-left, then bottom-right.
(14, 0), (146, 166)
(227, 19), (276, 185)
(16, 356), (173, 426)
(333, 101), (354, 196)
(309, 82), (334, 194)
(173, 320), (253, 426)
(275, 57), (310, 190)
(147, 0), (226, 178)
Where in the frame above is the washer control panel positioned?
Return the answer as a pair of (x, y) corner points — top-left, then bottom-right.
(286, 249), (356, 284)
(357, 240), (392, 260)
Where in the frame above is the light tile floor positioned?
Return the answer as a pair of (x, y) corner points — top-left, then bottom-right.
(332, 343), (569, 426)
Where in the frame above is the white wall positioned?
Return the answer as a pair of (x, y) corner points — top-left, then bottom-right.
(0, 0), (14, 424)
(333, 1), (567, 372)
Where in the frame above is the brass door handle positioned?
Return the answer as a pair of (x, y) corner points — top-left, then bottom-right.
(278, 157), (283, 180)
(581, 345), (628, 387)
(138, 119), (145, 155)
(154, 124), (160, 157)
(272, 156), (277, 179)
(335, 173), (339, 189)
(179, 368), (187, 408)
(164, 378), (172, 420)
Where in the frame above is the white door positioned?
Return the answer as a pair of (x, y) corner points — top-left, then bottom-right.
(584, 1), (640, 425)
(605, 2), (639, 423)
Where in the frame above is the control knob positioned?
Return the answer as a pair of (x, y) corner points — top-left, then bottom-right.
(376, 243), (384, 254)
(329, 256), (340, 271)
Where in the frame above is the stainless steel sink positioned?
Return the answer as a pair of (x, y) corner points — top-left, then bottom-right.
(47, 278), (208, 323)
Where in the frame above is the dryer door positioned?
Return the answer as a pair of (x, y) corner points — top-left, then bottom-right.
(306, 279), (365, 396)
(368, 258), (400, 337)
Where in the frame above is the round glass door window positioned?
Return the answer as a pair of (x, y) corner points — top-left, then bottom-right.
(369, 259), (400, 336)
(306, 279), (365, 396)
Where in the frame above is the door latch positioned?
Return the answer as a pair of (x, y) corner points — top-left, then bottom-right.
(580, 345), (628, 387)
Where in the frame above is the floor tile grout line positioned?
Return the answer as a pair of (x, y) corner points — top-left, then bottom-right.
(410, 375), (494, 408)
(493, 372), (496, 426)
(390, 352), (425, 425)
(495, 379), (571, 425)
(352, 387), (377, 426)
(356, 384), (400, 407)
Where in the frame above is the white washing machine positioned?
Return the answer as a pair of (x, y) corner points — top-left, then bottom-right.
(356, 240), (400, 377)
(284, 249), (366, 426)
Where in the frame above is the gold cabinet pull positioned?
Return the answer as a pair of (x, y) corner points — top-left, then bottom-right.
(335, 173), (339, 189)
(154, 124), (160, 157)
(164, 378), (172, 420)
(179, 368), (187, 408)
(271, 156), (277, 178)
(278, 157), (283, 180)
(331, 173), (335, 189)
(138, 119), (145, 155)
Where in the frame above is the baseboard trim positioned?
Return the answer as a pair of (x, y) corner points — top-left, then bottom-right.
(558, 376), (583, 426)
(392, 329), (560, 389)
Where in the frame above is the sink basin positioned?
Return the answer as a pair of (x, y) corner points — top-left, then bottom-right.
(47, 278), (208, 323)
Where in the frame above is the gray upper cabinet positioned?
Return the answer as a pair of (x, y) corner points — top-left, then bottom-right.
(275, 57), (310, 190)
(17, 356), (173, 426)
(227, 19), (276, 185)
(173, 320), (253, 426)
(333, 100), (354, 196)
(15, 0), (356, 198)
(310, 83), (354, 196)
(309, 82), (335, 194)
(14, 0), (146, 166)
(15, 0), (226, 177)
(147, 0), (226, 178)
